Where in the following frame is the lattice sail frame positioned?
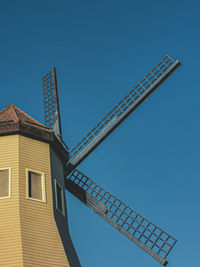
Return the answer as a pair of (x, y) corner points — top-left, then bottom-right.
(42, 67), (62, 138)
(67, 55), (180, 173)
(41, 55), (180, 265)
(66, 169), (177, 266)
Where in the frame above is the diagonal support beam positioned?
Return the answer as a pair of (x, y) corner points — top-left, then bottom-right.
(66, 56), (181, 175)
(65, 169), (177, 266)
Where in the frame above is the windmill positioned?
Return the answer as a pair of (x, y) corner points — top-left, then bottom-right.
(42, 55), (181, 266)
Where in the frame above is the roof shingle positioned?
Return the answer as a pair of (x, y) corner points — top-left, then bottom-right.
(0, 104), (50, 130)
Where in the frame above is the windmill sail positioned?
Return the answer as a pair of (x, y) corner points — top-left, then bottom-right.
(42, 66), (62, 139)
(65, 169), (177, 266)
(66, 56), (181, 174)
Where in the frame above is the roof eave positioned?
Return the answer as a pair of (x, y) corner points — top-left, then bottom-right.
(0, 122), (70, 164)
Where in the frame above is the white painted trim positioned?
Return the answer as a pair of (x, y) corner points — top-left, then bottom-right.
(0, 167), (11, 200)
(54, 179), (65, 217)
(26, 168), (46, 203)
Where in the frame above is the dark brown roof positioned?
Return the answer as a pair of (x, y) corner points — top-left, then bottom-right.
(0, 104), (50, 130)
(0, 104), (69, 163)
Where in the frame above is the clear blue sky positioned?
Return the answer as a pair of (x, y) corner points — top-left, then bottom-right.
(0, 1), (199, 266)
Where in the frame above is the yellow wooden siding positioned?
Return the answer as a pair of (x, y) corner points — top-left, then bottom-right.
(18, 135), (70, 267)
(0, 134), (70, 267)
(0, 135), (24, 267)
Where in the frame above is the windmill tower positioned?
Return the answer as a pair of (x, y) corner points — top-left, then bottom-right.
(0, 105), (80, 266)
(0, 55), (180, 266)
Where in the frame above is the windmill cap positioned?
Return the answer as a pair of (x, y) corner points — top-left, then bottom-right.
(0, 104), (69, 163)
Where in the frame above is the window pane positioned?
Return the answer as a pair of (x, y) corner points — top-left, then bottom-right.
(28, 172), (42, 200)
(56, 183), (63, 212)
(0, 169), (9, 198)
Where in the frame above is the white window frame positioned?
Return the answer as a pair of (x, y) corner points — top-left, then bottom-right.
(26, 168), (46, 203)
(0, 167), (11, 200)
(54, 179), (65, 216)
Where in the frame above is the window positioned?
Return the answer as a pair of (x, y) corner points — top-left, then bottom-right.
(55, 180), (65, 216)
(27, 170), (46, 202)
(0, 168), (11, 199)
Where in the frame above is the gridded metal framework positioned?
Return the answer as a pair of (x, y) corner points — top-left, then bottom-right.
(42, 67), (62, 136)
(66, 169), (177, 265)
(69, 55), (180, 161)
